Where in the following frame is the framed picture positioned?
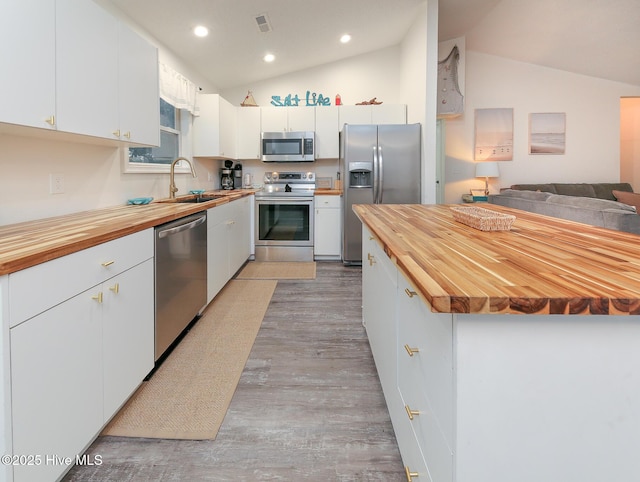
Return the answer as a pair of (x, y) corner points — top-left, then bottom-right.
(474, 108), (513, 161)
(529, 113), (566, 154)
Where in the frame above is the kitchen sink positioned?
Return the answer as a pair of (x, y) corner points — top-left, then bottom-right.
(170, 195), (226, 203)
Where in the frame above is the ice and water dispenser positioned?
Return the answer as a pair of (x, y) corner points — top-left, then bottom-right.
(348, 162), (372, 188)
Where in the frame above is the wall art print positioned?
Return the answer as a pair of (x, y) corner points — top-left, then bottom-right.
(529, 112), (566, 154)
(474, 108), (513, 161)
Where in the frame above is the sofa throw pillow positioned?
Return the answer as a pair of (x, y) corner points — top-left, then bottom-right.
(612, 190), (640, 213)
(612, 190), (640, 212)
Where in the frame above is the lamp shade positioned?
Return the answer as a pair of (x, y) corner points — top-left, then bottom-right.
(475, 161), (500, 178)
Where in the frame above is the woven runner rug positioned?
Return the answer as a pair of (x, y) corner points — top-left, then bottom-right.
(101, 279), (276, 440)
(236, 261), (316, 280)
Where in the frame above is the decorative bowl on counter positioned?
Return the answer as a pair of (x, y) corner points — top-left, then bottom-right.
(127, 197), (153, 205)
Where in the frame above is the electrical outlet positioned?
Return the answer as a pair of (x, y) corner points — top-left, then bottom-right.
(49, 173), (65, 194)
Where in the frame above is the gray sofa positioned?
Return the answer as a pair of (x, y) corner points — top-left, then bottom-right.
(488, 183), (640, 234)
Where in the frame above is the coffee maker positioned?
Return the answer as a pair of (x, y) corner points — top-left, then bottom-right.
(220, 160), (234, 190)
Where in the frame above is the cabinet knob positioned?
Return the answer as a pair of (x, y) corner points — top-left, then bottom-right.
(404, 344), (419, 357)
(405, 404), (420, 420)
(405, 466), (419, 481)
(109, 283), (119, 294)
(124, 131), (131, 139)
(45, 115), (55, 126)
(404, 288), (417, 298)
(91, 292), (103, 304)
(113, 129), (121, 138)
(101, 260), (115, 267)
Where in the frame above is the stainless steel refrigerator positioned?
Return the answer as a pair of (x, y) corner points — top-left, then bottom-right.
(341, 123), (421, 264)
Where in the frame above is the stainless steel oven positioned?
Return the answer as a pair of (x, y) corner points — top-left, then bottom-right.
(255, 171), (315, 261)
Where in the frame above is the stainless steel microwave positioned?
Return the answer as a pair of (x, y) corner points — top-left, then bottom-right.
(261, 131), (315, 162)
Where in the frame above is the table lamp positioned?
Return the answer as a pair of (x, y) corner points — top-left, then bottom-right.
(475, 161), (500, 195)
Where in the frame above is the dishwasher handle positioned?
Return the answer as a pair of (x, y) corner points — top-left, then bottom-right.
(157, 214), (206, 238)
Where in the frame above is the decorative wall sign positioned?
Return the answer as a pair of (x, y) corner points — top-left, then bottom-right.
(474, 108), (514, 161)
(437, 45), (464, 116)
(529, 113), (566, 154)
(271, 91), (331, 107)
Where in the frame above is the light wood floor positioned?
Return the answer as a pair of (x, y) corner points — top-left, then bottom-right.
(64, 262), (404, 481)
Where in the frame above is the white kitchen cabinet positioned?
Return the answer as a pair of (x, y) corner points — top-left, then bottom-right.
(237, 107), (261, 160)
(361, 226), (399, 412)
(193, 94), (238, 158)
(102, 259), (154, 419)
(117, 22), (160, 146)
(261, 106), (315, 132)
(314, 195), (342, 259)
(207, 201), (233, 302)
(55, 0), (119, 139)
(8, 229), (154, 482)
(0, 0), (56, 130)
(207, 196), (253, 302)
(314, 106), (340, 159)
(339, 104), (407, 128)
(228, 195), (252, 274)
(1, 0), (159, 145)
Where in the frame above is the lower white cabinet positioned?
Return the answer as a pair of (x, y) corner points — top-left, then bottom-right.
(7, 229), (154, 482)
(314, 195), (342, 259)
(207, 196), (253, 302)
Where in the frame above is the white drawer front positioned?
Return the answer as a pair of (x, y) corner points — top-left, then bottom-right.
(9, 228), (153, 327)
(397, 276), (454, 449)
(315, 195), (341, 208)
(207, 201), (233, 227)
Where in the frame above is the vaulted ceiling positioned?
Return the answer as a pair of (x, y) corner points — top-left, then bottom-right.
(106, 0), (640, 89)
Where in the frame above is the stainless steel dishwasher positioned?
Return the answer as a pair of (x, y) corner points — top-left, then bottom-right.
(154, 211), (207, 361)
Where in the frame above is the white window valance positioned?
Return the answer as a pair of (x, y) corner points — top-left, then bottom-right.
(158, 62), (199, 115)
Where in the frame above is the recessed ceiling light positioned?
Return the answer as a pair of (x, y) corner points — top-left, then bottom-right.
(340, 34), (351, 44)
(193, 25), (209, 37)
(263, 53), (275, 63)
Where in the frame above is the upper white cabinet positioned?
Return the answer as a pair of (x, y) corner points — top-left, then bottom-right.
(315, 106), (340, 159)
(1, 0), (159, 145)
(0, 0), (56, 129)
(339, 104), (407, 128)
(193, 94), (238, 158)
(117, 22), (160, 146)
(56, 0), (119, 139)
(236, 107), (261, 160)
(261, 106), (315, 132)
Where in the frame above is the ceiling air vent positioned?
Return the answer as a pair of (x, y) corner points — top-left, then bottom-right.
(254, 13), (272, 33)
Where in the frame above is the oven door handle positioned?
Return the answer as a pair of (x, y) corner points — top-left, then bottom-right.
(256, 197), (313, 203)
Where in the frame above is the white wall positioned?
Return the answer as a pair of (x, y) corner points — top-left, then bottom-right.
(443, 51), (640, 203)
(221, 46), (402, 109)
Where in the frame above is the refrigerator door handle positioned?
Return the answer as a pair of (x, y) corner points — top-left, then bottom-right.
(377, 146), (384, 204)
(372, 146), (379, 203)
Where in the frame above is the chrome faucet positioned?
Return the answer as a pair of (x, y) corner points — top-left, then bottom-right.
(169, 157), (197, 198)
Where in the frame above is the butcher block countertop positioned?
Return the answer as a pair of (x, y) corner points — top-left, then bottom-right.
(354, 203), (640, 316)
(0, 189), (257, 275)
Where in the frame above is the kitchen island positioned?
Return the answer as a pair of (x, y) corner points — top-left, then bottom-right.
(354, 203), (640, 482)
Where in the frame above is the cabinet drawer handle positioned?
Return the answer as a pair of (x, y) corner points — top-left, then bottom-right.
(404, 288), (417, 298)
(45, 115), (55, 126)
(91, 292), (103, 304)
(367, 253), (376, 266)
(113, 129), (121, 138)
(405, 466), (419, 481)
(404, 344), (419, 356)
(101, 260), (115, 267)
(405, 405), (420, 420)
(109, 283), (119, 294)
(124, 131), (131, 139)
